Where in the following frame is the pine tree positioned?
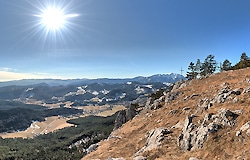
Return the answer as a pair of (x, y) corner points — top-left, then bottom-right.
(240, 52), (248, 61)
(233, 52), (250, 70)
(195, 59), (202, 78)
(186, 62), (197, 80)
(221, 59), (232, 71)
(200, 54), (217, 76)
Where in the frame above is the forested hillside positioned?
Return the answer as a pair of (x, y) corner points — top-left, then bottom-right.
(0, 114), (117, 159)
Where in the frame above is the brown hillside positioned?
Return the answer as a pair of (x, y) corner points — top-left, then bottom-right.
(83, 68), (250, 160)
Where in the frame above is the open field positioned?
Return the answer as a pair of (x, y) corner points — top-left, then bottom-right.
(0, 116), (74, 139)
(0, 105), (125, 139)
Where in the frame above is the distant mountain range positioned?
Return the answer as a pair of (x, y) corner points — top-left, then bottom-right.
(0, 73), (184, 107)
(0, 73), (185, 87)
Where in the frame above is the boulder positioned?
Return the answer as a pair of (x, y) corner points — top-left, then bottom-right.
(196, 98), (212, 113)
(237, 121), (250, 136)
(134, 127), (172, 156)
(212, 89), (231, 104)
(240, 122), (250, 131)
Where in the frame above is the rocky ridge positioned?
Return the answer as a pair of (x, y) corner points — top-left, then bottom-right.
(83, 68), (250, 160)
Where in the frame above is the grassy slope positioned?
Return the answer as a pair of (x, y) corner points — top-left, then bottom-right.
(84, 68), (250, 159)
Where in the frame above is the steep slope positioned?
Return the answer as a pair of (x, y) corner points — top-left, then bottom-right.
(83, 68), (250, 160)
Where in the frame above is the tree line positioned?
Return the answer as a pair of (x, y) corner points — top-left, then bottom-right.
(186, 52), (250, 80)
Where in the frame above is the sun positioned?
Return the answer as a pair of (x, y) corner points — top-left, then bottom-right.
(40, 7), (66, 31)
(33, 1), (79, 34)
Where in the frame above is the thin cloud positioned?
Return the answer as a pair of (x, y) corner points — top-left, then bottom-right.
(0, 71), (63, 82)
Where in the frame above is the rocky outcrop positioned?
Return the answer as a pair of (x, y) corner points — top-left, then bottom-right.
(178, 109), (239, 151)
(134, 127), (172, 157)
(196, 98), (213, 113)
(165, 91), (182, 103)
(236, 121), (250, 136)
(86, 143), (99, 154)
(114, 105), (137, 130)
(195, 84), (245, 114)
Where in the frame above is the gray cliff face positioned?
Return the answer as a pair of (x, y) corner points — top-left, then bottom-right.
(113, 105), (138, 130)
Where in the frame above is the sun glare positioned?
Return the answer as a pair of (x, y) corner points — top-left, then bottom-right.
(41, 7), (66, 30)
(32, 1), (80, 36)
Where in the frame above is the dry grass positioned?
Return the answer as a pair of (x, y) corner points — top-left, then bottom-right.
(0, 116), (74, 139)
(83, 68), (250, 160)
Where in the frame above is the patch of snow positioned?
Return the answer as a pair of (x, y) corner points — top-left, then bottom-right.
(163, 82), (173, 86)
(65, 92), (76, 97)
(135, 86), (145, 94)
(25, 88), (34, 92)
(143, 85), (153, 89)
(120, 93), (126, 99)
(92, 91), (99, 95)
(101, 89), (110, 95)
(106, 98), (114, 102)
(127, 82), (132, 85)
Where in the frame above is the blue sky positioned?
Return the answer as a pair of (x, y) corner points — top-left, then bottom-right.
(0, 0), (250, 81)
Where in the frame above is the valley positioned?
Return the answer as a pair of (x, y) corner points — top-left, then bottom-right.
(0, 105), (126, 139)
(0, 116), (74, 139)
(0, 74), (183, 159)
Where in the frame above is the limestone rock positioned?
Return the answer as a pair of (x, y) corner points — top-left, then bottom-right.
(236, 131), (241, 136)
(237, 121), (250, 136)
(165, 91), (182, 103)
(133, 156), (147, 160)
(172, 121), (185, 129)
(151, 99), (163, 110)
(215, 109), (238, 127)
(233, 109), (243, 115)
(243, 87), (250, 93)
(135, 127), (172, 156)
(178, 109), (239, 151)
(196, 98), (212, 113)
(189, 157), (200, 160)
(172, 79), (185, 91)
(86, 143), (99, 154)
(114, 105), (137, 130)
(212, 88), (231, 104)
(232, 88), (243, 95)
(246, 129), (250, 136)
(240, 121), (250, 131)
